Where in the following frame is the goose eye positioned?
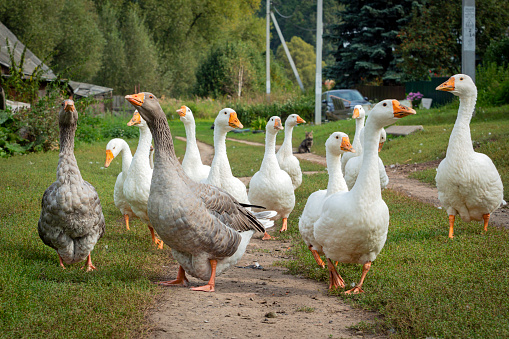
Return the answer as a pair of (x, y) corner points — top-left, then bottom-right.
(383, 103), (387, 107)
(149, 95), (154, 98)
(224, 112), (227, 115)
(460, 77), (463, 81)
(336, 135), (339, 139)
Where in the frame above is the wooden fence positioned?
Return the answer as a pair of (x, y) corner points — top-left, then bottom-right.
(355, 85), (406, 102)
(112, 95), (136, 115)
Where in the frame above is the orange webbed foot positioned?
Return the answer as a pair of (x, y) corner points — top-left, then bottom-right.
(345, 286), (364, 294)
(158, 279), (189, 287)
(190, 284), (215, 292)
(262, 232), (274, 240)
(279, 218), (288, 233)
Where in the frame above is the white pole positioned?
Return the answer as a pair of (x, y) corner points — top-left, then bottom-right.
(270, 12), (305, 92)
(314, 0), (323, 125)
(462, 0), (476, 82)
(266, 0), (271, 102)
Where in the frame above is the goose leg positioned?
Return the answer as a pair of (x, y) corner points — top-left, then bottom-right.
(148, 225), (164, 249)
(84, 253), (97, 272)
(345, 261), (371, 294)
(191, 259), (217, 292)
(448, 215), (455, 239)
(326, 258), (345, 290)
(58, 253), (66, 270)
(124, 214), (130, 230)
(483, 214), (490, 232)
(262, 231), (273, 240)
(279, 218), (288, 233)
(158, 266), (189, 287)
(308, 245), (325, 268)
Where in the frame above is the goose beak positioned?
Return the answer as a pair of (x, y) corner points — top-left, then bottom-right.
(341, 137), (355, 153)
(229, 112), (243, 128)
(127, 111), (142, 126)
(296, 116), (306, 124)
(105, 150), (114, 167)
(436, 77), (455, 91)
(177, 106), (186, 117)
(378, 142), (385, 152)
(125, 93), (145, 106)
(274, 118), (283, 130)
(352, 107), (360, 119)
(64, 100), (75, 112)
(392, 100), (416, 118)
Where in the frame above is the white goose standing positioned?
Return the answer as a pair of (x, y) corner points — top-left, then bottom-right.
(276, 114), (306, 189)
(435, 74), (504, 238)
(203, 108), (249, 204)
(105, 138), (136, 229)
(177, 105), (211, 182)
(123, 110), (163, 248)
(341, 105), (365, 175)
(299, 132), (354, 272)
(249, 116), (295, 238)
(314, 100), (415, 293)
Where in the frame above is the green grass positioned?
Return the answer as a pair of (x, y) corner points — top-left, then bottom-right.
(281, 173), (509, 338)
(0, 141), (176, 338)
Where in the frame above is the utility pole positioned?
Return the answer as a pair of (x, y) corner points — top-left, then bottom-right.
(462, 0), (475, 82)
(314, 0), (323, 125)
(266, 0), (271, 102)
(270, 12), (305, 92)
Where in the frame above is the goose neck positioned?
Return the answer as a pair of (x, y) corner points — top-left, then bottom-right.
(261, 131), (279, 171)
(120, 143), (133, 174)
(57, 123), (81, 180)
(183, 121), (202, 164)
(326, 152), (347, 196)
(149, 116), (185, 176)
(447, 94), (476, 158)
(279, 124), (294, 157)
(353, 118), (365, 151)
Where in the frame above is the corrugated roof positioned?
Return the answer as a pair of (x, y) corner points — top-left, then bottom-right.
(0, 21), (56, 80)
(69, 80), (112, 98)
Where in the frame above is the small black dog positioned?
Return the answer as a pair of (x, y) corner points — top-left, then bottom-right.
(297, 131), (313, 153)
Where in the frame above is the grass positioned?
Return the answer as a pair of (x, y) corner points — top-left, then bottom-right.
(280, 173), (509, 338)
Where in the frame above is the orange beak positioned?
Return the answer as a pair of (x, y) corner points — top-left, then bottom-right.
(64, 101), (75, 112)
(127, 111), (142, 126)
(352, 107), (360, 119)
(125, 93), (145, 107)
(436, 77), (455, 92)
(392, 100), (416, 118)
(296, 116), (306, 124)
(177, 105), (186, 117)
(274, 118), (283, 130)
(229, 112), (243, 128)
(378, 142), (385, 152)
(341, 137), (355, 153)
(105, 149), (114, 167)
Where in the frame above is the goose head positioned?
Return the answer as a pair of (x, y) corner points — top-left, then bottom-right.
(436, 74), (476, 97)
(125, 92), (165, 124)
(59, 99), (78, 126)
(127, 109), (148, 128)
(214, 108), (243, 132)
(266, 116), (284, 135)
(326, 132), (355, 157)
(176, 105), (194, 125)
(367, 99), (416, 128)
(284, 114), (305, 128)
(378, 128), (387, 152)
(352, 105), (366, 120)
(104, 138), (125, 167)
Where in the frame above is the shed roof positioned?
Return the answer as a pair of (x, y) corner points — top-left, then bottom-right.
(69, 80), (112, 98)
(0, 21), (56, 80)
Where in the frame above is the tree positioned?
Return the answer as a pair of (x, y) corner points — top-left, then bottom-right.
(397, 0), (509, 81)
(325, 0), (418, 87)
(275, 36), (320, 90)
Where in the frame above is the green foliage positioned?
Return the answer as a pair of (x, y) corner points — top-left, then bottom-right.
(250, 116), (267, 131)
(484, 36), (509, 66)
(476, 63), (509, 107)
(325, 0), (418, 87)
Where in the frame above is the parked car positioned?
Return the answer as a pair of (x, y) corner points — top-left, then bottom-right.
(321, 89), (371, 121)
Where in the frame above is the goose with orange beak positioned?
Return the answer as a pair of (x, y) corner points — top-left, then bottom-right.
(123, 92), (275, 292)
(248, 116), (296, 239)
(176, 105), (211, 182)
(341, 105), (366, 175)
(314, 100), (415, 293)
(435, 74), (504, 238)
(276, 114), (306, 190)
(123, 109), (164, 249)
(202, 108), (250, 205)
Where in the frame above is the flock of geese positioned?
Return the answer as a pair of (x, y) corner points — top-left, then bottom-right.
(37, 74), (505, 293)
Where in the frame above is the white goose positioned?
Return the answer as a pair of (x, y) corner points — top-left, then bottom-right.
(276, 114), (306, 189)
(436, 74), (504, 238)
(123, 110), (163, 248)
(344, 128), (388, 190)
(341, 105), (365, 175)
(299, 132), (354, 271)
(104, 138), (136, 230)
(314, 100), (415, 293)
(177, 105), (211, 182)
(248, 116), (295, 238)
(203, 108), (249, 204)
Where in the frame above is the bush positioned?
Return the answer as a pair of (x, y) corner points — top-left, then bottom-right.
(476, 62), (509, 107)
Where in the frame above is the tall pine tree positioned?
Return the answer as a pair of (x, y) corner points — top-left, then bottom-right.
(325, 0), (418, 87)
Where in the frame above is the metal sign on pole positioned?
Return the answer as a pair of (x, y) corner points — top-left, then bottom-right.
(462, 0), (475, 82)
(266, 0), (271, 102)
(314, 0), (323, 125)
(270, 12), (305, 92)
